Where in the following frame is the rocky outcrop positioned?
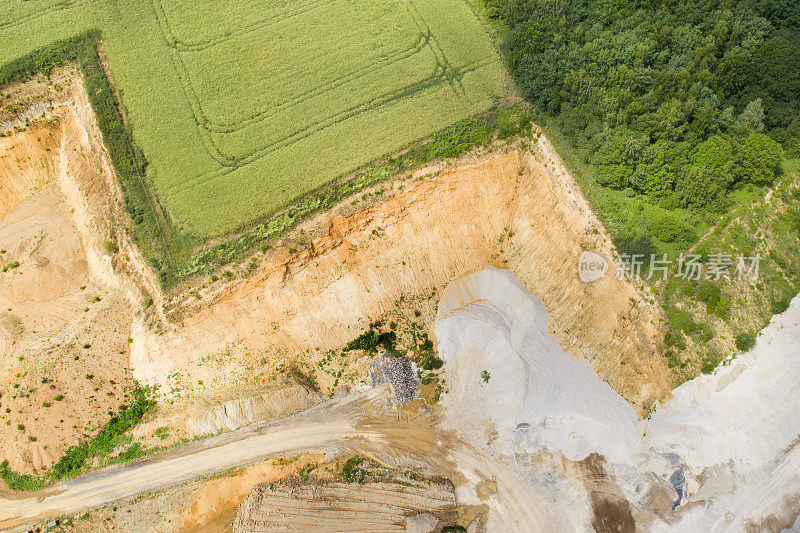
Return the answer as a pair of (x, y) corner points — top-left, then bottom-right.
(190, 386), (321, 435)
(369, 354), (420, 404)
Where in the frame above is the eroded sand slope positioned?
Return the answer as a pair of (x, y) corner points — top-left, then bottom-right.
(134, 148), (669, 413)
(0, 75), (141, 472)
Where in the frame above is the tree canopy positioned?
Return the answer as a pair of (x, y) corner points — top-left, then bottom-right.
(488, 0), (798, 211)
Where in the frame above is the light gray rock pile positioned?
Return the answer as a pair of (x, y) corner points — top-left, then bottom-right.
(369, 353), (421, 404)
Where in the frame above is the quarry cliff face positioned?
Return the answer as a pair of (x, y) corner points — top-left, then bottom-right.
(0, 70), (148, 473)
(133, 146), (670, 413)
(0, 69), (670, 476)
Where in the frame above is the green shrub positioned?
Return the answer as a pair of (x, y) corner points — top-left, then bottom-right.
(735, 332), (756, 352)
(701, 349), (724, 374)
(647, 214), (696, 245)
(771, 296), (792, 315)
(714, 295), (730, 317)
(735, 134), (783, 186)
(419, 354), (444, 371)
(341, 457), (368, 483)
(613, 232), (657, 261)
(663, 349), (682, 368)
(344, 328), (397, 353)
(2, 261), (20, 272)
(693, 322), (714, 343)
(495, 107), (532, 139)
(109, 443), (147, 464)
(694, 281), (721, 312)
(423, 119), (494, 159)
(667, 307), (696, 336)
(664, 329), (686, 351)
(0, 460), (44, 491)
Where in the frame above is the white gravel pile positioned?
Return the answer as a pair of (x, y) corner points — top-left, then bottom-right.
(433, 268), (638, 463)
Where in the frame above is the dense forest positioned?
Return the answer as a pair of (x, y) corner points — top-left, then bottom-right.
(486, 0), (800, 376)
(487, 0), (799, 213)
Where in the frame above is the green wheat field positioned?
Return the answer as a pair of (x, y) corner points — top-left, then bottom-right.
(1, 0), (509, 237)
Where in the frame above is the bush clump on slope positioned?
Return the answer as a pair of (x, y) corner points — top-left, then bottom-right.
(0, 385), (156, 491)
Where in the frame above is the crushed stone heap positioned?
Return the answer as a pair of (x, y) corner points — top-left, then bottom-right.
(369, 353), (421, 404)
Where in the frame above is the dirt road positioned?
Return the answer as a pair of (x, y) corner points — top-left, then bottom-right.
(0, 394), (368, 529)
(0, 390), (551, 531)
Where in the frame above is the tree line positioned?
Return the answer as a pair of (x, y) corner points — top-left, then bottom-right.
(486, 0), (799, 212)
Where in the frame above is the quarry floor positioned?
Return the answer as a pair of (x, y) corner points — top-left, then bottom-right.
(0, 67), (673, 476)
(7, 68), (785, 532)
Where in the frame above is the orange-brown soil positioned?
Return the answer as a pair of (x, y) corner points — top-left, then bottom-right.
(0, 69), (669, 478)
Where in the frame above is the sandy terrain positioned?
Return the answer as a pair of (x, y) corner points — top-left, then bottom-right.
(233, 477), (458, 532)
(0, 63), (678, 531)
(132, 146), (669, 414)
(33, 454), (328, 533)
(0, 68), (144, 473)
(2, 284), (799, 531)
(0, 388), (564, 531)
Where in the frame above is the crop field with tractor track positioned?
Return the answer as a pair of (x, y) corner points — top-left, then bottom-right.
(0, 0), (509, 243)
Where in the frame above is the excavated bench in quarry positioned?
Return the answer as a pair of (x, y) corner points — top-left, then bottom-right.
(232, 475), (461, 532)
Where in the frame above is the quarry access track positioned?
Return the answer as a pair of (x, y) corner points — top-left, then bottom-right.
(0, 388), (550, 531)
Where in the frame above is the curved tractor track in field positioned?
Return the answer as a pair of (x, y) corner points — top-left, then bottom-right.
(149, 0), (477, 181)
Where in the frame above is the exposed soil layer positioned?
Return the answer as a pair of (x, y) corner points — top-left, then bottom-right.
(0, 68), (144, 474)
(134, 146), (669, 413)
(182, 453), (326, 531)
(233, 475), (459, 532)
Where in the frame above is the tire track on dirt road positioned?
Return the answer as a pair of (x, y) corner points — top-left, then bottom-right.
(0, 389), (551, 531)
